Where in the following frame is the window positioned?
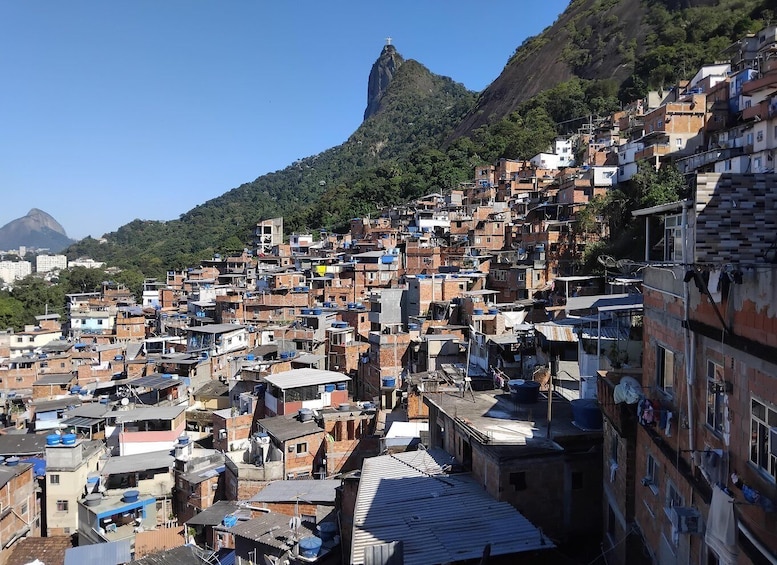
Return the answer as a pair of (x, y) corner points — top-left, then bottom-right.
(56, 500), (68, 512)
(492, 270), (507, 282)
(20, 503), (27, 515)
(750, 398), (777, 481)
(50, 474), (60, 485)
(706, 361), (726, 435)
(657, 345), (674, 396)
(665, 479), (683, 512)
(676, 138), (683, 147)
(663, 215), (682, 262)
(646, 454), (660, 495)
(296, 442), (307, 455)
(757, 130), (764, 142)
(509, 471), (527, 491)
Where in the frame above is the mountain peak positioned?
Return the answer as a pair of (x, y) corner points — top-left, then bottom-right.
(0, 209), (73, 252)
(364, 43), (404, 120)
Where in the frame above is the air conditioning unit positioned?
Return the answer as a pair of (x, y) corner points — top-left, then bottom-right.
(669, 506), (703, 534)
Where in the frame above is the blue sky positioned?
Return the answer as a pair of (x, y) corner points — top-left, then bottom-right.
(1, 1), (569, 240)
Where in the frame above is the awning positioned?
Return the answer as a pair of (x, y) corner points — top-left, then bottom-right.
(535, 323), (578, 343)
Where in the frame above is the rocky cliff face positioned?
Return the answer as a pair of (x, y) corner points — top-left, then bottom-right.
(0, 208), (74, 252)
(364, 44), (404, 120)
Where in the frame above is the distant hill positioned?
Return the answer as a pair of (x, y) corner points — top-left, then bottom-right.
(0, 209), (74, 252)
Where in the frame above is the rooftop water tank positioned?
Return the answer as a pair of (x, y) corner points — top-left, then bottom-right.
(472, 308), (484, 315)
(338, 403), (350, 411)
(298, 408), (313, 422)
(222, 515), (238, 528)
(62, 434), (77, 446)
(312, 308), (322, 316)
(382, 377), (396, 388)
(5, 457), (20, 467)
(508, 380), (540, 404)
(177, 435), (190, 446)
(324, 384), (335, 393)
(571, 398), (603, 430)
(123, 489), (140, 503)
(317, 521), (338, 542)
(46, 434), (61, 446)
(84, 493), (102, 507)
(336, 382), (347, 391)
(488, 308), (499, 315)
(298, 537), (322, 559)
(246, 354), (255, 361)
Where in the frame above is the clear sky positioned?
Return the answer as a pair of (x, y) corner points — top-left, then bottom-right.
(1, 1), (569, 240)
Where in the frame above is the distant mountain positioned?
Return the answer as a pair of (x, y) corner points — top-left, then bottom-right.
(364, 44), (404, 120)
(0, 209), (74, 252)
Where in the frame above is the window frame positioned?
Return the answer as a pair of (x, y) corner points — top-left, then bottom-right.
(749, 397), (777, 482)
(706, 361), (726, 436)
(656, 345), (675, 397)
(50, 474), (60, 485)
(56, 500), (69, 512)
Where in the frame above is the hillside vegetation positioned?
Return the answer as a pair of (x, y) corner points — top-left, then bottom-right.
(68, 0), (771, 276)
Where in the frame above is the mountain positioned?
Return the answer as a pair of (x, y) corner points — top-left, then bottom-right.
(0, 209), (74, 252)
(66, 50), (477, 273)
(450, 0), (764, 138)
(364, 44), (404, 120)
(68, 0), (771, 273)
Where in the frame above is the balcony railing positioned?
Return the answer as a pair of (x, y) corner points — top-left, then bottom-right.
(596, 370), (643, 437)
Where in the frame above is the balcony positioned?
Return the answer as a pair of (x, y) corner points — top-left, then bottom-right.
(596, 370), (643, 437)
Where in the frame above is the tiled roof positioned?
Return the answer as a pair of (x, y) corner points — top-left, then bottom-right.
(134, 526), (186, 558)
(6, 536), (71, 565)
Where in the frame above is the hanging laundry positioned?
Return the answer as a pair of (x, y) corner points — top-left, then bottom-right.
(708, 269), (722, 303)
(638, 398), (656, 427)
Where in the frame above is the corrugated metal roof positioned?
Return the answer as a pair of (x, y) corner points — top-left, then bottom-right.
(108, 404), (186, 423)
(185, 500), (242, 526)
(264, 368), (350, 389)
(128, 374), (183, 390)
(350, 450), (553, 565)
(100, 450), (174, 475)
(248, 479), (340, 504)
(564, 293), (642, 313)
(64, 539), (131, 565)
(535, 323), (578, 343)
(230, 512), (316, 550)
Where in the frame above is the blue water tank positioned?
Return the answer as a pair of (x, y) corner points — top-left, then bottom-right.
(312, 308), (322, 316)
(6, 456), (20, 467)
(381, 255), (395, 264)
(62, 434), (77, 445)
(317, 522), (338, 541)
(336, 382), (347, 391)
(408, 323), (419, 331)
(347, 302), (357, 309)
(508, 380), (540, 404)
(382, 377), (396, 388)
(123, 489), (140, 503)
(298, 537), (322, 559)
(571, 398), (603, 430)
(488, 308), (499, 315)
(223, 515), (238, 528)
(246, 354), (255, 361)
(324, 384), (335, 393)
(473, 308), (484, 315)
(46, 434), (61, 446)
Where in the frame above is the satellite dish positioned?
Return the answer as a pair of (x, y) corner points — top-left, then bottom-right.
(597, 255), (617, 269)
(120, 397), (129, 406)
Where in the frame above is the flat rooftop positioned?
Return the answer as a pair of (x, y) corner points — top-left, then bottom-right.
(424, 386), (599, 452)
